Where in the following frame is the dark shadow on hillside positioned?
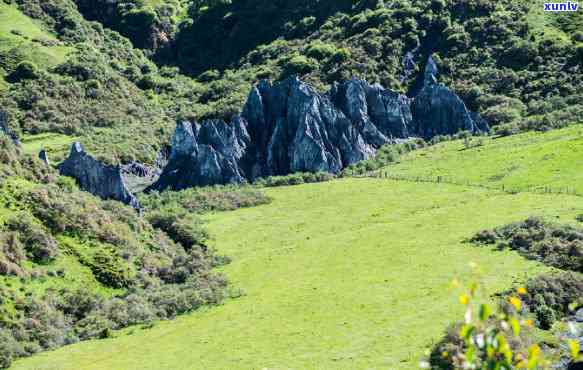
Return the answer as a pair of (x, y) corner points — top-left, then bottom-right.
(169, 0), (354, 76)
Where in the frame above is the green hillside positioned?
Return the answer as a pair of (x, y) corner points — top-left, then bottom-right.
(12, 181), (580, 370)
(1, 0), (583, 369)
(12, 126), (583, 370)
(0, 3), (71, 89)
(385, 124), (583, 194)
(1, 0), (582, 163)
(0, 138), (269, 369)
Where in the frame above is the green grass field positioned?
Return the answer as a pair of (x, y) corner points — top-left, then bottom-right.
(12, 178), (583, 370)
(0, 3), (71, 87)
(20, 133), (78, 163)
(386, 124), (583, 194)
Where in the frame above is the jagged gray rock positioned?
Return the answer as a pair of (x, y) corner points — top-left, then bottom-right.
(0, 110), (20, 146)
(121, 161), (157, 178)
(58, 142), (140, 209)
(330, 78), (412, 139)
(401, 51), (417, 82)
(411, 55), (481, 138)
(150, 56), (487, 191)
(152, 119), (250, 190)
(423, 55), (439, 86)
(39, 149), (49, 166)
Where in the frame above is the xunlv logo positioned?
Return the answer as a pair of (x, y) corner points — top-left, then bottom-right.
(544, 2), (579, 11)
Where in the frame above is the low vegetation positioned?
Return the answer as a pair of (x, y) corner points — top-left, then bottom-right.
(1, 0), (582, 164)
(471, 217), (583, 273)
(383, 124), (583, 195)
(431, 214), (583, 369)
(254, 172), (335, 188)
(12, 178), (583, 370)
(0, 139), (275, 369)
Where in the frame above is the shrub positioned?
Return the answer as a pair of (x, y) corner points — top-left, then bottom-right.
(493, 123), (520, 137)
(140, 186), (270, 214)
(471, 217), (583, 273)
(90, 250), (133, 289)
(427, 282), (541, 369)
(147, 212), (208, 250)
(74, 314), (113, 341)
(305, 42), (339, 60)
(0, 329), (23, 369)
(5, 214), (58, 264)
(8, 61), (40, 82)
(519, 273), (583, 329)
(501, 38), (538, 69)
(254, 172), (335, 187)
(283, 55), (318, 75)
(198, 69), (221, 82)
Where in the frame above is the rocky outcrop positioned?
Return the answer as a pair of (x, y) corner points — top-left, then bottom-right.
(0, 110), (20, 146)
(121, 161), (157, 178)
(58, 143), (140, 209)
(152, 119), (250, 190)
(150, 56), (487, 191)
(410, 56), (478, 138)
(39, 149), (49, 166)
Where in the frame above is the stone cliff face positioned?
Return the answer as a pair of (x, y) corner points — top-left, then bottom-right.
(411, 55), (488, 137)
(58, 143), (140, 209)
(0, 110), (20, 146)
(150, 56), (487, 191)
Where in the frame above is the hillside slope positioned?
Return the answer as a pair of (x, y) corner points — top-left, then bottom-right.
(11, 125), (583, 370)
(12, 182), (581, 370)
(0, 137), (261, 368)
(385, 124), (583, 194)
(0, 0), (582, 166)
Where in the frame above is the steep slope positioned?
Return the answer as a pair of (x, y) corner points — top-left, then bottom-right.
(170, 0), (583, 131)
(1, 0), (582, 167)
(0, 0), (205, 164)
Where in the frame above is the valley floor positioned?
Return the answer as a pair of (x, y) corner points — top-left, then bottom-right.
(12, 179), (583, 370)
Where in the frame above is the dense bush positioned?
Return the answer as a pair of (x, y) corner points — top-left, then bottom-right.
(428, 282), (542, 370)
(7, 61), (40, 82)
(140, 185), (270, 215)
(254, 172), (335, 187)
(0, 138), (54, 182)
(3, 0), (582, 164)
(471, 217), (583, 273)
(516, 273), (583, 329)
(0, 175), (246, 368)
(342, 139), (427, 176)
(147, 212), (208, 250)
(4, 214), (58, 264)
(282, 55), (319, 76)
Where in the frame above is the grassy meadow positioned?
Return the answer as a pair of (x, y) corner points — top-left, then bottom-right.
(20, 133), (78, 163)
(12, 177), (583, 370)
(386, 124), (583, 194)
(0, 3), (71, 87)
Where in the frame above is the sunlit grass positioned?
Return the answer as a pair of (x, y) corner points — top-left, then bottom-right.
(12, 179), (583, 370)
(385, 124), (583, 194)
(0, 2), (71, 72)
(20, 133), (78, 163)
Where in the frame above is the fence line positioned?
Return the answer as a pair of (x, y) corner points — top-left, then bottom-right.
(353, 170), (582, 198)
